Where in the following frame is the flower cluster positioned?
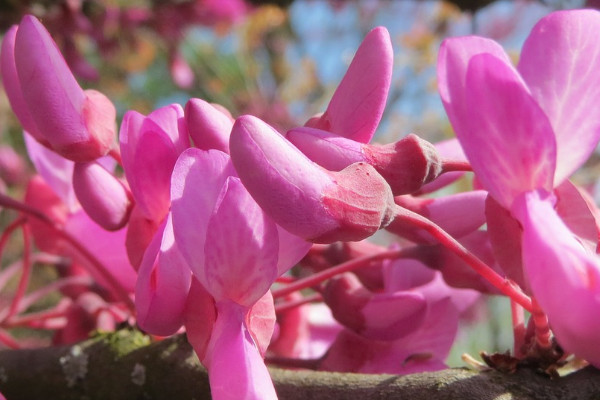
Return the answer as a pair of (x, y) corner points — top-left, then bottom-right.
(0, 8), (600, 400)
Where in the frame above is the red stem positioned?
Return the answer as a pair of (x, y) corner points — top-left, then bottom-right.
(511, 299), (526, 358)
(5, 223), (32, 321)
(109, 147), (123, 166)
(0, 329), (20, 349)
(271, 248), (411, 299)
(392, 205), (533, 312)
(531, 298), (552, 350)
(275, 293), (323, 314)
(441, 158), (472, 173)
(0, 193), (135, 312)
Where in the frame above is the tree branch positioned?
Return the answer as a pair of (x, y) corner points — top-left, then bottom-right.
(0, 329), (599, 399)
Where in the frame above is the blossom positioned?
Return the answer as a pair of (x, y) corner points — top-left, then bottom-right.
(229, 115), (395, 243)
(1, 15), (117, 162)
(171, 148), (310, 399)
(437, 9), (600, 364)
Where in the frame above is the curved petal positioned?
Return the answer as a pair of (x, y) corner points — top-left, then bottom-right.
(518, 10), (600, 184)
(310, 27), (393, 143)
(135, 215), (192, 336)
(186, 98), (232, 153)
(463, 53), (556, 208)
(72, 161), (133, 231)
(285, 127), (365, 171)
(130, 129), (179, 220)
(512, 190), (600, 367)
(204, 301), (278, 400)
(437, 36), (511, 142)
(170, 148), (236, 279)
(0, 25), (45, 142)
(203, 177), (279, 306)
(24, 133), (78, 212)
(14, 16), (86, 146)
(229, 115), (338, 240)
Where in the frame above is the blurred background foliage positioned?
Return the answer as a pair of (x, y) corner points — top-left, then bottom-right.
(0, 0), (596, 364)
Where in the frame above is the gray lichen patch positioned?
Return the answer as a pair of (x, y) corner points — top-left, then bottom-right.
(131, 363), (146, 386)
(59, 345), (89, 387)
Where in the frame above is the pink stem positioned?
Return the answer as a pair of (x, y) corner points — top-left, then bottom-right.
(511, 299), (526, 358)
(441, 158), (472, 173)
(531, 298), (552, 350)
(271, 248), (411, 299)
(108, 147), (123, 166)
(392, 205), (533, 312)
(275, 293), (323, 314)
(0, 329), (20, 349)
(5, 223), (32, 321)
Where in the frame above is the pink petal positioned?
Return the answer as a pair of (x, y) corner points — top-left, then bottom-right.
(129, 128), (179, 220)
(555, 181), (600, 255)
(72, 161), (133, 231)
(202, 177), (278, 306)
(145, 104), (190, 153)
(24, 133), (78, 212)
(512, 190), (600, 367)
(285, 127), (365, 171)
(438, 36), (511, 143)
(186, 98), (233, 153)
(184, 278), (217, 361)
(229, 115), (338, 240)
(135, 215), (192, 336)
(323, 273), (427, 341)
(462, 53), (556, 208)
(205, 301), (278, 400)
(0, 25), (45, 142)
(485, 196), (526, 289)
(310, 27), (393, 143)
(274, 226), (311, 277)
(246, 291), (276, 357)
(64, 210), (136, 293)
(170, 148), (236, 279)
(15, 16), (115, 161)
(518, 10), (600, 185)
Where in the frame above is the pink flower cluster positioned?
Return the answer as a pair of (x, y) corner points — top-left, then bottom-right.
(1, 9), (600, 400)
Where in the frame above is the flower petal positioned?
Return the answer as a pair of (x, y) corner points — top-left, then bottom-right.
(203, 177), (279, 306)
(186, 98), (233, 153)
(518, 10), (600, 185)
(229, 115), (338, 240)
(309, 27), (393, 143)
(512, 190), (600, 367)
(438, 36), (511, 143)
(170, 148), (236, 279)
(135, 215), (192, 336)
(205, 301), (278, 400)
(462, 53), (556, 208)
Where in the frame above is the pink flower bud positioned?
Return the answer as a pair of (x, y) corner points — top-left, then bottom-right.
(4, 15), (116, 162)
(185, 98), (233, 153)
(72, 161), (133, 230)
(288, 127), (442, 195)
(230, 115), (395, 243)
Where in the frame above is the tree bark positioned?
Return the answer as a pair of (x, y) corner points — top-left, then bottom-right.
(0, 329), (599, 399)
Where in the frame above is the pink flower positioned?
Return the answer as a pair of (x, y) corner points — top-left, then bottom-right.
(1, 15), (116, 162)
(229, 115), (395, 243)
(438, 9), (600, 364)
(171, 148), (309, 399)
